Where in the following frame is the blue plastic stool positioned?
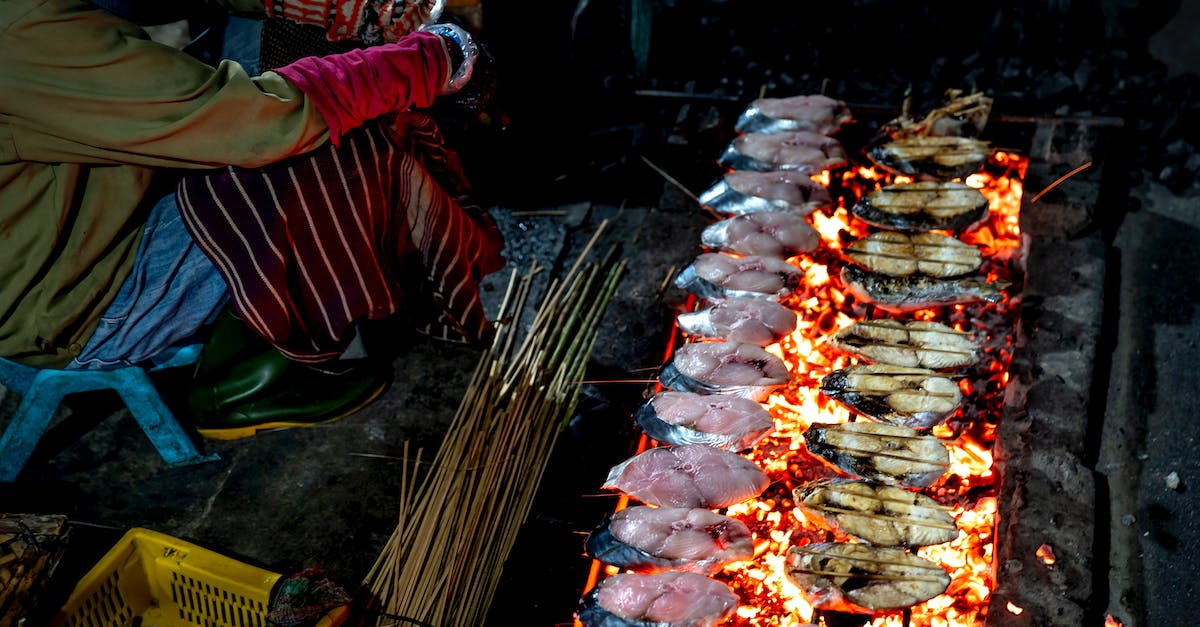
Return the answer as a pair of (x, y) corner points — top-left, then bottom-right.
(0, 344), (219, 482)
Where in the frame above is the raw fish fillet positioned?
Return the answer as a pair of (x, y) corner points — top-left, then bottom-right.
(585, 506), (754, 574)
(676, 297), (798, 346)
(702, 211), (820, 258)
(659, 341), (790, 402)
(635, 390), (775, 451)
(577, 572), (738, 627)
(719, 131), (849, 172)
(602, 444), (770, 509)
(785, 542), (950, 612)
(735, 94), (854, 135)
(675, 253), (802, 301)
(699, 170), (833, 216)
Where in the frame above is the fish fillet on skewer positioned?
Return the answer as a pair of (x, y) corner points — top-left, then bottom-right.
(585, 505), (754, 574)
(635, 390), (775, 451)
(869, 136), (993, 181)
(719, 130), (849, 172)
(602, 444), (770, 509)
(734, 93), (855, 135)
(675, 253), (803, 301)
(676, 297), (798, 347)
(829, 319), (980, 369)
(785, 542), (951, 613)
(659, 341), (790, 402)
(820, 364), (963, 429)
(803, 421), (950, 488)
(702, 211), (820, 259)
(794, 478), (958, 548)
(845, 231), (982, 278)
(851, 181), (989, 232)
(577, 572), (739, 627)
(840, 264), (1007, 312)
(699, 170), (833, 217)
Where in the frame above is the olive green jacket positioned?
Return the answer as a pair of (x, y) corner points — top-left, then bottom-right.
(0, 0), (330, 367)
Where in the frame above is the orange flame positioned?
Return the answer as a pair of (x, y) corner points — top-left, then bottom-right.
(1106, 615), (1124, 627)
(1036, 544), (1057, 566)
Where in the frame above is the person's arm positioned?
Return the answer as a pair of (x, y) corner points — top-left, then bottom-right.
(1, 0), (446, 168)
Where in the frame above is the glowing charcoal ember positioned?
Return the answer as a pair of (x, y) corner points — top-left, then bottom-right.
(734, 94), (855, 135)
(584, 506), (754, 574)
(577, 572), (739, 627)
(869, 136), (994, 181)
(702, 212), (820, 259)
(840, 264), (1007, 313)
(635, 391), (775, 451)
(718, 131), (849, 172)
(851, 181), (990, 232)
(829, 319), (981, 369)
(794, 478), (959, 548)
(803, 422), (950, 488)
(601, 444), (770, 509)
(699, 170), (833, 217)
(785, 542), (951, 612)
(845, 231), (982, 278)
(819, 364), (963, 429)
(675, 253), (802, 301)
(676, 297), (798, 347)
(659, 341), (790, 402)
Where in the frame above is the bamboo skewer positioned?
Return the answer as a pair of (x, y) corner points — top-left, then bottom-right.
(363, 241), (627, 627)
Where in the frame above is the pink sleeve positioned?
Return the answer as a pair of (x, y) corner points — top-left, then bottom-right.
(273, 32), (449, 145)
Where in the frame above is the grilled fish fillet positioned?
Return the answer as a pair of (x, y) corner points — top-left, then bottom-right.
(841, 264), (1007, 313)
(845, 231), (982, 278)
(869, 136), (992, 180)
(829, 319), (980, 369)
(785, 542), (951, 612)
(820, 364), (963, 429)
(852, 181), (989, 232)
(795, 478), (958, 548)
(803, 421), (949, 488)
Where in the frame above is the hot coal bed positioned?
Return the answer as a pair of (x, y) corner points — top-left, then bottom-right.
(480, 102), (1119, 627)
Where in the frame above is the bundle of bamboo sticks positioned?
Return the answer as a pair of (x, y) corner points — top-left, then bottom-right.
(363, 226), (626, 626)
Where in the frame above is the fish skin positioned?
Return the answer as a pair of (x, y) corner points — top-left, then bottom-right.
(602, 444), (770, 509)
(676, 296), (799, 346)
(675, 253), (802, 301)
(785, 542), (951, 612)
(841, 264), (1007, 312)
(734, 94), (854, 135)
(702, 212), (820, 259)
(851, 181), (989, 232)
(803, 422), (949, 488)
(659, 342), (790, 402)
(794, 478), (958, 548)
(820, 364), (963, 429)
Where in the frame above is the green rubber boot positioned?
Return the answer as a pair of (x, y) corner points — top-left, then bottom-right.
(187, 311), (392, 440)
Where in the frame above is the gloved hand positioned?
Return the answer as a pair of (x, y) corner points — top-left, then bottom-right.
(265, 0), (445, 44)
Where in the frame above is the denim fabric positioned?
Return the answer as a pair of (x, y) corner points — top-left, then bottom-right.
(221, 16), (263, 76)
(68, 193), (228, 370)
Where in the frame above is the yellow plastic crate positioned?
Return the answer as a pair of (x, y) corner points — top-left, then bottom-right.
(51, 527), (346, 627)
